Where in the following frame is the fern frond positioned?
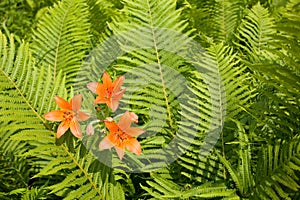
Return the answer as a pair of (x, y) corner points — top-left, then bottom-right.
(216, 120), (254, 197)
(75, 0), (241, 175)
(252, 135), (300, 199)
(35, 144), (124, 200)
(174, 43), (253, 188)
(31, 0), (91, 89)
(74, 0), (213, 170)
(87, 0), (122, 44)
(207, 43), (253, 118)
(218, 131), (300, 199)
(213, 0), (243, 43)
(0, 30), (67, 196)
(0, 122), (30, 197)
(0, 31), (67, 135)
(0, 31), (125, 199)
(142, 173), (237, 199)
(234, 2), (276, 62)
(247, 1), (300, 141)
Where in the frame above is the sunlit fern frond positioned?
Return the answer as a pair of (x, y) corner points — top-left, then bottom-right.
(234, 2), (277, 63)
(31, 0), (91, 89)
(20, 142), (125, 200)
(212, 0), (244, 43)
(0, 30), (125, 199)
(74, 0), (253, 181)
(207, 43), (254, 119)
(74, 0), (223, 171)
(175, 42), (253, 187)
(0, 31), (66, 140)
(0, 31), (66, 197)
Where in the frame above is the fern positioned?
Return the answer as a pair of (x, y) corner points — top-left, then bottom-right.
(212, 0), (244, 43)
(87, 0), (122, 44)
(74, 0), (228, 174)
(0, 29), (125, 199)
(247, 0), (300, 141)
(252, 136), (300, 199)
(235, 2), (276, 63)
(1, 0), (300, 199)
(0, 31), (66, 197)
(141, 173), (237, 199)
(78, 0), (254, 198)
(31, 0), (92, 89)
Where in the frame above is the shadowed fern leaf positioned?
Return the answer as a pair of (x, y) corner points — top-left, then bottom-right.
(252, 136), (300, 199)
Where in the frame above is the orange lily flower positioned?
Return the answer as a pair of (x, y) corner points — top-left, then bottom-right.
(44, 94), (90, 138)
(87, 71), (126, 112)
(128, 112), (139, 123)
(99, 111), (146, 160)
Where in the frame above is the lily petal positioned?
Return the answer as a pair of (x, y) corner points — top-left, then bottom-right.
(70, 119), (82, 138)
(102, 71), (112, 87)
(71, 94), (82, 112)
(94, 94), (106, 105)
(54, 96), (72, 110)
(129, 112), (139, 123)
(99, 136), (115, 150)
(115, 146), (125, 160)
(87, 82), (99, 94)
(44, 110), (64, 121)
(77, 111), (90, 121)
(110, 89), (126, 111)
(118, 111), (132, 131)
(126, 138), (142, 155)
(112, 75), (125, 92)
(94, 84), (106, 96)
(57, 120), (70, 138)
(104, 121), (119, 133)
(86, 123), (95, 136)
(113, 89), (126, 101)
(125, 127), (146, 137)
(109, 99), (119, 112)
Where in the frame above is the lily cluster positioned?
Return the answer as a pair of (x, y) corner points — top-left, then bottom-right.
(44, 71), (146, 160)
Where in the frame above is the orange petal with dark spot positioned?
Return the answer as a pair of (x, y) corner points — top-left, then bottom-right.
(44, 110), (64, 122)
(102, 71), (112, 87)
(104, 121), (119, 134)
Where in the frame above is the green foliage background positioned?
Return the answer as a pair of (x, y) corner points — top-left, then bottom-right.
(0, 0), (299, 199)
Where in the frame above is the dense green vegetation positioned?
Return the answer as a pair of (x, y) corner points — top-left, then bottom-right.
(0, 0), (299, 199)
